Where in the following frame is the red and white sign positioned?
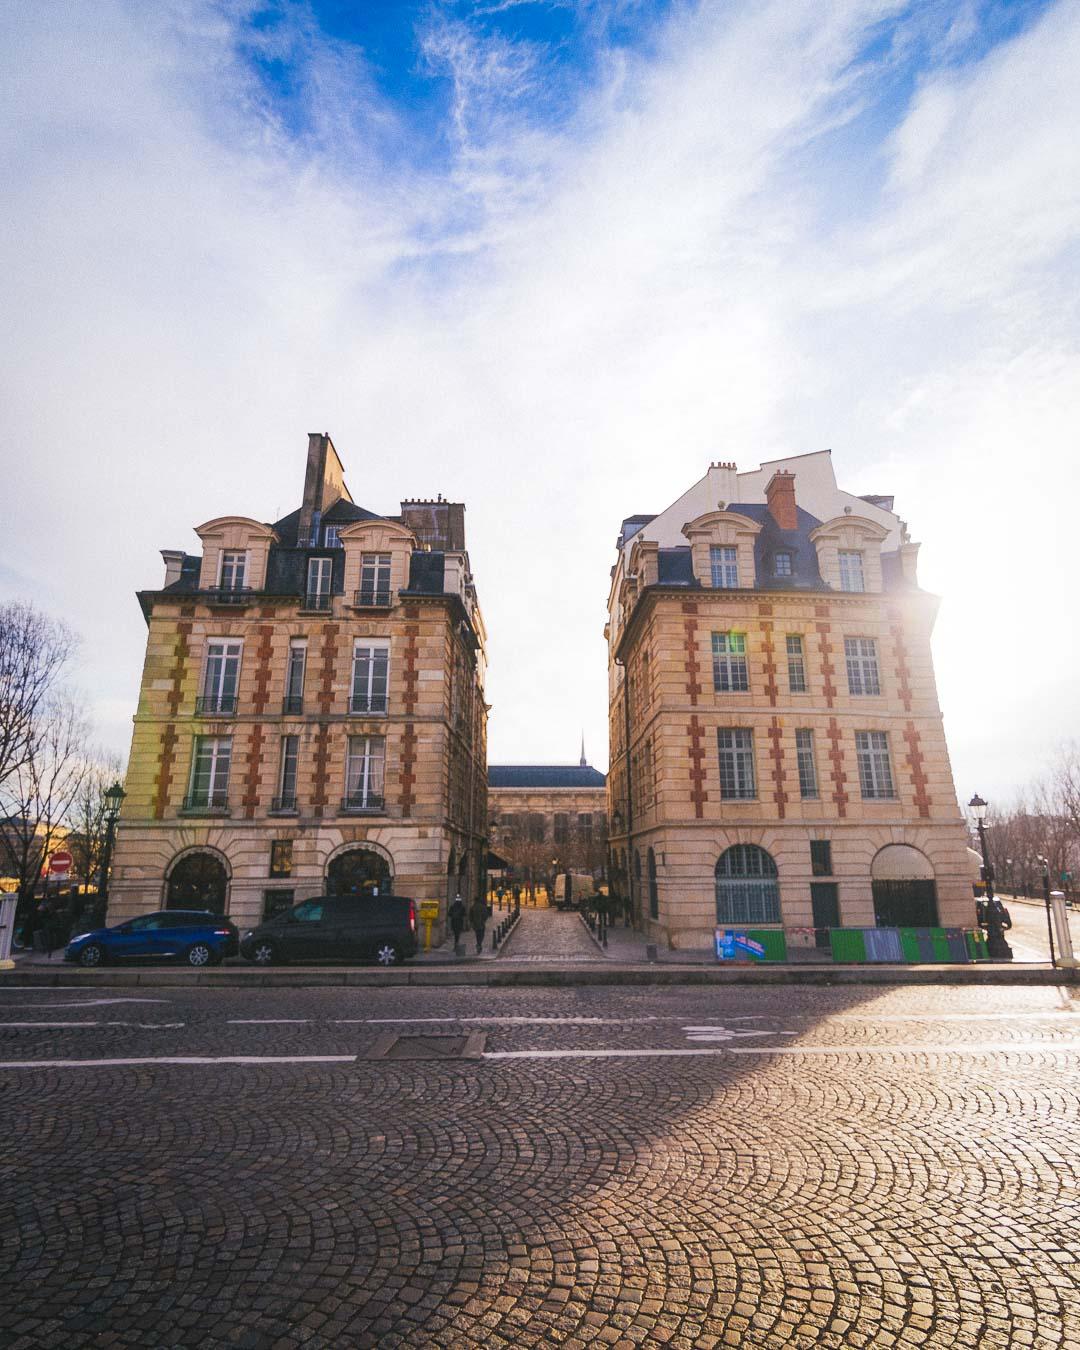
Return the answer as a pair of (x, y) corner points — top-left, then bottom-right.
(48, 849), (73, 877)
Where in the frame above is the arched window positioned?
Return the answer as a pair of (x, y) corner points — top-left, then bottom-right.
(326, 847), (392, 897)
(166, 851), (228, 911)
(633, 850), (642, 884)
(715, 845), (780, 925)
(647, 848), (659, 920)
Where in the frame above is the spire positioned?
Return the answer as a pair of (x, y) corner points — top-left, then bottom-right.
(580, 732), (586, 768)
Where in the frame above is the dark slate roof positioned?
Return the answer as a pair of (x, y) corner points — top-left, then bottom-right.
(489, 765), (607, 789)
(270, 500), (383, 547)
(619, 514), (656, 546)
(162, 556), (200, 593)
(725, 502), (829, 591)
(406, 551), (445, 594)
(657, 549), (697, 585)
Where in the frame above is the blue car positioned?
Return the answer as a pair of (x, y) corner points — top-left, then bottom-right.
(65, 910), (239, 968)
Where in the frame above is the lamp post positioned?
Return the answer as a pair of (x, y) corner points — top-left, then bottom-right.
(98, 782), (126, 914)
(968, 793), (1012, 961)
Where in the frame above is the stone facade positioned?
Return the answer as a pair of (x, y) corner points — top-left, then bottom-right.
(607, 451), (972, 950)
(109, 433), (487, 937)
(488, 760), (608, 884)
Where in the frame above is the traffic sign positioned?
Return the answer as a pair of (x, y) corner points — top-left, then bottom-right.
(48, 849), (73, 876)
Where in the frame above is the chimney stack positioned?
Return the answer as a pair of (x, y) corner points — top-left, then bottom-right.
(765, 471), (798, 531)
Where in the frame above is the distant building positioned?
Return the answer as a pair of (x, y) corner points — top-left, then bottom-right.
(607, 450), (971, 949)
(109, 432), (488, 933)
(488, 745), (607, 884)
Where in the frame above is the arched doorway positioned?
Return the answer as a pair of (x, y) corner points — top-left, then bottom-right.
(715, 845), (780, 925)
(326, 847), (392, 898)
(871, 845), (938, 927)
(166, 851), (228, 911)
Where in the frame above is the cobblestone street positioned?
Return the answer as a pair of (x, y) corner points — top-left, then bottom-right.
(497, 908), (605, 961)
(1, 980), (1078, 1348)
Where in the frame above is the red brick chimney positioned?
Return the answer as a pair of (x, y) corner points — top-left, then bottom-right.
(765, 471), (798, 531)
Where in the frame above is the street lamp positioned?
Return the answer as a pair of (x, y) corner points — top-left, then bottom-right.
(968, 793), (1012, 961)
(98, 782), (127, 912)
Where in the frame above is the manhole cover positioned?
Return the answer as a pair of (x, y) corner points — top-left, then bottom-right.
(365, 1032), (487, 1061)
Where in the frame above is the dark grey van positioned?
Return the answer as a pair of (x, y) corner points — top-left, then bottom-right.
(240, 895), (419, 966)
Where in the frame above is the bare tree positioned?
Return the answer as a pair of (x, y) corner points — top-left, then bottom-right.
(0, 602), (77, 790)
(0, 695), (91, 911)
(68, 748), (125, 892)
(1050, 741), (1080, 840)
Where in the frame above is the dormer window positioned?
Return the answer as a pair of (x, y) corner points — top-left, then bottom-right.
(839, 550), (865, 592)
(710, 545), (739, 589)
(773, 552), (792, 578)
(220, 551), (247, 591)
(323, 525), (341, 548)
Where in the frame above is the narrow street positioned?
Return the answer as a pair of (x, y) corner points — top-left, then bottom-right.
(1, 980), (1077, 1347)
(496, 907), (605, 961)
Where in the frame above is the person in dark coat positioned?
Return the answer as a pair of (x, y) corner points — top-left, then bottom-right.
(448, 894), (466, 954)
(468, 896), (488, 954)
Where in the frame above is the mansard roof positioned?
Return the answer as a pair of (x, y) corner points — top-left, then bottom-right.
(488, 765), (607, 789)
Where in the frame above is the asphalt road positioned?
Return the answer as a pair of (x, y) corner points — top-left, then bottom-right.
(999, 895), (1080, 963)
(1, 981), (1078, 1348)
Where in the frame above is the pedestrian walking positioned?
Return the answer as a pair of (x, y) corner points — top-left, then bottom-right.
(469, 895), (488, 954)
(448, 894), (466, 954)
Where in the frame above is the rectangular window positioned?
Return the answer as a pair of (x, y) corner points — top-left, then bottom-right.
(712, 631), (749, 692)
(528, 813), (546, 843)
(810, 840), (832, 877)
(710, 545), (739, 589)
(839, 550), (865, 592)
(344, 735), (385, 811)
(284, 641), (306, 714)
(578, 813), (592, 842)
(306, 557), (332, 609)
(786, 634), (807, 693)
(323, 525), (341, 548)
(187, 736), (231, 809)
(856, 731), (896, 799)
(275, 734), (299, 810)
(351, 641), (389, 714)
(200, 639), (242, 715)
(359, 553), (392, 606)
(774, 552), (792, 577)
(219, 550), (247, 591)
(795, 729), (819, 799)
(718, 728), (756, 799)
(554, 813), (569, 844)
(269, 839), (293, 878)
(845, 637), (881, 696)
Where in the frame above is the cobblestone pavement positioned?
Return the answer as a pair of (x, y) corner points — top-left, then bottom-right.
(1, 981), (1078, 1348)
(497, 907), (604, 961)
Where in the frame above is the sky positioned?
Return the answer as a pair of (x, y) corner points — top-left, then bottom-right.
(1, 0), (1077, 805)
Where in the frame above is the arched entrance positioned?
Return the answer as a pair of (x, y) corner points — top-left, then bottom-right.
(871, 845), (938, 927)
(166, 851), (228, 911)
(715, 844), (780, 925)
(326, 847), (392, 898)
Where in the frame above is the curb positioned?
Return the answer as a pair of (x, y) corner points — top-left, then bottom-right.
(1, 963), (1075, 988)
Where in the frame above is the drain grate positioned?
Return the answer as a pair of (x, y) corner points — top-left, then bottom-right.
(365, 1031), (487, 1061)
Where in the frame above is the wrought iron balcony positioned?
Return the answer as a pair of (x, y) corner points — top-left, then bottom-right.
(349, 699), (388, 717)
(194, 694), (236, 716)
(205, 587), (254, 608)
(352, 589), (392, 609)
(181, 791), (230, 815)
(282, 696), (303, 715)
(300, 592), (333, 612)
(340, 794), (385, 816)
(269, 795), (298, 814)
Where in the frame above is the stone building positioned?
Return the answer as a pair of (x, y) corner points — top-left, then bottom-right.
(488, 748), (607, 886)
(109, 432), (487, 934)
(606, 450), (971, 950)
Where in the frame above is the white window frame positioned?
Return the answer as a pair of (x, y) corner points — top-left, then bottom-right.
(350, 640), (389, 715)
(845, 637), (881, 696)
(201, 639), (242, 714)
(323, 525), (341, 548)
(786, 634), (807, 693)
(774, 551), (792, 577)
(188, 735), (231, 808)
(795, 728), (818, 799)
(839, 550), (865, 593)
(306, 556), (332, 599)
(278, 734), (299, 805)
(710, 545), (739, 589)
(856, 731), (896, 799)
(285, 641), (306, 711)
(359, 553), (393, 606)
(712, 632), (749, 692)
(344, 735), (385, 810)
(219, 550), (247, 591)
(718, 728), (756, 799)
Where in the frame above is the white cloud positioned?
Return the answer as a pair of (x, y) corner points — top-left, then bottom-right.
(0, 0), (1076, 803)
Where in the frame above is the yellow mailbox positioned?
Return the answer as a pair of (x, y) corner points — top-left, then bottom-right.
(418, 900), (441, 951)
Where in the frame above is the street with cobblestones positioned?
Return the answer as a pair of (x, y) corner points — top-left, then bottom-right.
(1, 977), (1078, 1348)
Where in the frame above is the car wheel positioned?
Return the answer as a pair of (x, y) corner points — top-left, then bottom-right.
(79, 943), (105, 968)
(250, 940), (277, 966)
(375, 942), (401, 966)
(186, 942), (213, 967)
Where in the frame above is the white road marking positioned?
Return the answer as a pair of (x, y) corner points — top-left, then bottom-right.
(0, 998), (172, 1008)
(0, 1021), (100, 1028)
(728, 1041), (1080, 1056)
(356, 1016), (664, 1026)
(830, 1010), (1075, 1023)
(227, 1018), (310, 1024)
(0, 1055), (356, 1069)
(484, 1048), (730, 1060)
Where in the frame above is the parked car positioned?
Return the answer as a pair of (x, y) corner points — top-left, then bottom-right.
(240, 895), (419, 966)
(65, 910), (240, 968)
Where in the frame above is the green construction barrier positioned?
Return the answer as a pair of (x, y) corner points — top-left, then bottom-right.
(965, 929), (990, 961)
(829, 928), (867, 963)
(899, 929), (922, 963)
(746, 929), (787, 962)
